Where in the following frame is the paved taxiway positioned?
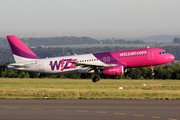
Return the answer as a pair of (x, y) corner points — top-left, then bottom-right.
(0, 99), (180, 120)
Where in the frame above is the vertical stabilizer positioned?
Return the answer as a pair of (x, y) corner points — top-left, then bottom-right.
(6, 35), (41, 62)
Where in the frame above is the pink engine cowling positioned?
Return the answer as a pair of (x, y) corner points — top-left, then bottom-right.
(103, 66), (124, 75)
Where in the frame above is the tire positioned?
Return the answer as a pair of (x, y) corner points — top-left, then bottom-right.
(92, 77), (97, 83)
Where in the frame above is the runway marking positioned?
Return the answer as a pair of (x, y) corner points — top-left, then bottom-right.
(96, 111), (107, 113)
(168, 118), (177, 120)
(115, 113), (126, 115)
(152, 116), (161, 119)
(6, 107), (19, 110)
(30, 108), (43, 110)
(53, 109), (65, 111)
(75, 110), (87, 112)
(133, 114), (144, 117)
(1, 106), (180, 109)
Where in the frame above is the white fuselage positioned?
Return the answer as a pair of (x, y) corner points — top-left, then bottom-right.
(8, 53), (106, 74)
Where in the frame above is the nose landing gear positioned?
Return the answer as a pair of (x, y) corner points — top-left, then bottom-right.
(150, 66), (155, 75)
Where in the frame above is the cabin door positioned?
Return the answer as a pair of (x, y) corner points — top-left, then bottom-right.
(148, 50), (154, 59)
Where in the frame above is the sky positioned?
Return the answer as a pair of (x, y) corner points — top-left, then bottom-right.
(0, 0), (180, 39)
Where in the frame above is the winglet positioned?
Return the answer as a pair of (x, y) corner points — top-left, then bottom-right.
(6, 35), (41, 62)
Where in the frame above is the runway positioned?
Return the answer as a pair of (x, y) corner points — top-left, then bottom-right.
(0, 99), (180, 120)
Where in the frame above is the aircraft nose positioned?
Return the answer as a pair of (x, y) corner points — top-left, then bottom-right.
(168, 54), (175, 62)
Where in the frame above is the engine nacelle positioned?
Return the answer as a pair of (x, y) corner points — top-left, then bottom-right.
(102, 65), (124, 75)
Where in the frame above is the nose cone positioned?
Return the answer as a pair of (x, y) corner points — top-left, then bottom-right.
(168, 54), (175, 62)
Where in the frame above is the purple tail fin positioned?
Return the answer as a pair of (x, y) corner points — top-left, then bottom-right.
(7, 35), (41, 62)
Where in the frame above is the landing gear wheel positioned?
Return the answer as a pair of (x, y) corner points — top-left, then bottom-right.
(97, 75), (101, 81)
(152, 72), (155, 76)
(92, 75), (101, 83)
(92, 77), (97, 83)
(150, 66), (155, 76)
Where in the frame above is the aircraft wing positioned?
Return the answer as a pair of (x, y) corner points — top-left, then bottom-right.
(71, 61), (117, 69)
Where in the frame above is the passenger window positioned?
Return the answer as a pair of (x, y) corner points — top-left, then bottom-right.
(103, 57), (106, 62)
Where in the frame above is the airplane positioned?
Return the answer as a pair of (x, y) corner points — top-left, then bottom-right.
(6, 35), (175, 82)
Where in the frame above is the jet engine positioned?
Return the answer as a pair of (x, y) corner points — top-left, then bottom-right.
(102, 65), (124, 75)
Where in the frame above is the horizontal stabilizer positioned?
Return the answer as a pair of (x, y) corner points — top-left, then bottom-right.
(7, 63), (30, 68)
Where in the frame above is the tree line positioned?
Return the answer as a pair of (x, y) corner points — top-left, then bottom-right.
(173, 38), (180, 43)
(0, 45), (180, 64)
(1, 60), (180, 80)
(0, 46), (140, 64)
(0, 36), (146, 48)
(0, 45), (180, 80)
(20, 37), (146, 47)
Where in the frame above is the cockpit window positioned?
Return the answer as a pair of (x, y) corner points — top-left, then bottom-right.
(159, 51), (166, 55)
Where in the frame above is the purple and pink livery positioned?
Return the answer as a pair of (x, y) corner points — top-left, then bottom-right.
(6, 35), (175, 82)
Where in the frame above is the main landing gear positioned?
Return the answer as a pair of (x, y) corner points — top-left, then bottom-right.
(92, 69), (101, 83)
(150, 66), (155, 75)
(92, 75), (101, 83)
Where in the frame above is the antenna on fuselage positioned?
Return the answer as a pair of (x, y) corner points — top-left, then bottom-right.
(147, 46), (149, 48)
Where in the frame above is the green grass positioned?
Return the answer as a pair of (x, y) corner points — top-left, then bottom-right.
(0, 78), (180, 99)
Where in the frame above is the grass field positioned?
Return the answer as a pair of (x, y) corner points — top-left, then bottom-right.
(0, 78), (180, 99)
